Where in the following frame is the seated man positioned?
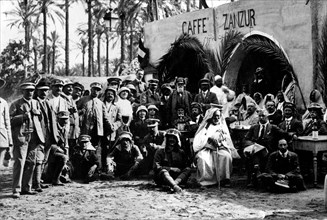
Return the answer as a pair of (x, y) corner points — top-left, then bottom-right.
(266, 100), (283, 126)
(278, 102), (303, 136)
(302, 103), (327, 136)
(153, 129), (191, 193)
(107, 131), (143, 179)
(46, 111), (70, 186)
(172, 105), (192, 132)
(230, 101), (258, 128)
(259, 138), (306, 192)
(243, 109), (292, 187)
(71, 135), (100, 183)
(138, 118), (165, 175)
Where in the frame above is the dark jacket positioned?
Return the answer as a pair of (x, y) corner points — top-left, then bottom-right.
(167, 90), (193, 124)
(278, 117), (303, 136)
(194, 91), (218, 113)
(153, 148), (188, 174)
(265, 151), (301, 176)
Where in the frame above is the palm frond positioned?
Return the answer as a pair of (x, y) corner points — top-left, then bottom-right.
(317, 15), (327, 104)
(157, 33), (211, 93)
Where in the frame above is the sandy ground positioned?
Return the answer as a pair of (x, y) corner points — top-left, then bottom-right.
(1, 163), (326, 220)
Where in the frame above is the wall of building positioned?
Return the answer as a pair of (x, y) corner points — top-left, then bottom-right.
(144, 0), (327, 104)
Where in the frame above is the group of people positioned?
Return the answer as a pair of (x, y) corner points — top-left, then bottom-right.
(1, 66), (327, 198)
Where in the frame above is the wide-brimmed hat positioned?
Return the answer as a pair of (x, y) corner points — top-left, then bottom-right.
(308, 103), (323, 111)
(147, 104), (159, 111)
(20, 82), (35, 90)
(107, 76), (122, 84)
(136, 105), (148, 115)
(119, 131), (133, 142)
(146, 118), (160, 127)
(63, 79), (74, 87)
(0, 78), (6, 89)
(118, 86), (130, 95)
(148, 79), (159, 85)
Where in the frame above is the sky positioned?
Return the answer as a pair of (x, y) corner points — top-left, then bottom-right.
(0, 0), (231, 67)
(0, 0), (120, 68)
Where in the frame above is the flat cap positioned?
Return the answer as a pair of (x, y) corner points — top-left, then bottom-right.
(73, 82), (84, 91)
(57, 110), (70, 119)
(107, 76), (122, 84)
(175, 77), (185, 85)
(90, 82), (102, 90)
(199, 78), (211, 85)
(63, 79), (74, 87)
(51, 79), (64, 87)
(20, 82), (35, 90)
(36, 79), (50, 90)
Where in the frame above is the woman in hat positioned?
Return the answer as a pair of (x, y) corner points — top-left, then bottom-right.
(130, 105), (148, 148)
(116, 87), (133, 128)
(193, 107), (239, 187)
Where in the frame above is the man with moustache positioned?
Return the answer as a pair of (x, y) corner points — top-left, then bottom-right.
(194, 78), (219, 114)
(10, 82), (45, 198)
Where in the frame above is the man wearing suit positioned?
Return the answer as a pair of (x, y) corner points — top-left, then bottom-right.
(140, 79), (161, 107)
(244, 109), (292, 187)
(0, 78), (12, 169)
(33, 79), (51, 191)
(278, 102), (303, 136)
(46, 79), (69, 145)
(10, 82), (45, 198)
(266, 100), (283, 126)
(194, 78), (219, 114)
(259, 138), (306, 192)
(61, 79), (80, 157)
(167, 77), (193, 126)
(77, 82), (112, 170)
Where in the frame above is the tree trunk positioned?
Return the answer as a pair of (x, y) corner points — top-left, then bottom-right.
(24, 0), (30, 79)
(97, 34), (101, 77)
(129, 25), (133, 62)
(106, 31), (109, 76)
(47, 51), (51, 75)
(87, 0), (93, 77)
(65, 0), (69, 76)
(52, 46), (55, 74)
(187, 0), (190, 12)
(43, 3), (48, 74)
(120, 12), (125, 64)
(33, 48), (37, 72)
(82, 50), (85, 76)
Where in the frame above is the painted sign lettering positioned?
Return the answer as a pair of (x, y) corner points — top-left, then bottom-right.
(182, 17), (208, 35)
(223, 9), (256, 30)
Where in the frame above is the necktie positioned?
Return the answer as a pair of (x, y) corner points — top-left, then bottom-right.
(286, 120), (290, 131)
(259, 125), (265, 139)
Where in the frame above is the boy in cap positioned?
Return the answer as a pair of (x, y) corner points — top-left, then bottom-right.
(153, 128), (191, 193)
(194, 78), (219, 113)
(72, 135), (99, 183)
(10, 82), (45, 197)
(140, 78), (161, 107)
(107, 131), (143, 179)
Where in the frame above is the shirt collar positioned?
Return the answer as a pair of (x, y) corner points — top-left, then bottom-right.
(285, 117), (293, 122)
(279, 150), (289, 158)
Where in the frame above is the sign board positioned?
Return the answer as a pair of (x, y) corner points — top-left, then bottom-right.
(144, 8), (215, 65)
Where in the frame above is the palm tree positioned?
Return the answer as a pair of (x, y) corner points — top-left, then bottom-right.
(5, 0), (40, 78)
(77, 38), (88, 76)
(37, 0), (64, 74)
(48, 31), (62, 74)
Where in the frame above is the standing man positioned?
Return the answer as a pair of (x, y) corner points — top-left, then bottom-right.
(72, 82), (84, 104)
(0, 78), (12, 169)
(210, 75), (235, 117)
(140, 79), (161, 107)
(10, 82), (45, 198)
(167, 77), (193, 126)
(133, 69), (147, 98)
(266, 100), (283, 126)
(33, 79), (51, 191)
(107, 76), (122, 91)
(61, 79), (80, 157)
(77, 82), (113, 170)
(278, 102), (303, 136)
(194, 78), (218, 114)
